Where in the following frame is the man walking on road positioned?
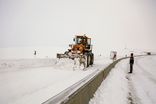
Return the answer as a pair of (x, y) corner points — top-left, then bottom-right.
(129, 53), (134, 73)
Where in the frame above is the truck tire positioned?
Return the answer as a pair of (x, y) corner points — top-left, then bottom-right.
(84, 55), (88, 68)
(87, 55), (91, 67)
(90, 53), (94, 65)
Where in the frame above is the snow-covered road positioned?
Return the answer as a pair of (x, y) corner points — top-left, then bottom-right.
(0, 56), (112, 104)
(89, 55), (156, 104)
(129, 56), (156, 104)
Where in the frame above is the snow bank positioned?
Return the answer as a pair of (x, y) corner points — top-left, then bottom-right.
(0, 55), (111, 72)
(0, 58), (57, 72)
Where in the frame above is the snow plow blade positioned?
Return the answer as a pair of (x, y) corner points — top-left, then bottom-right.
(57, 53), (69, 59)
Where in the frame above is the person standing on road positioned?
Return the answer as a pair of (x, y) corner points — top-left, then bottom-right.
(129, 53), (134, 73)
(34, 50), (37, 57)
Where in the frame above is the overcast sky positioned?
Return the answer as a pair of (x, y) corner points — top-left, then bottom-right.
(0, 0), (156, 54)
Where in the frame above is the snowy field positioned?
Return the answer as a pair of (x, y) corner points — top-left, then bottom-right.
(89, 55), (156, 104)
(0, 56), (112, 104)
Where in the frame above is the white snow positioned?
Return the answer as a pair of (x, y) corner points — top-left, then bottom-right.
(0, 58), (57, 72)
(0, 56), (112, 104)
(2, 54), (155, 104)
(130, 56), (156, 104)
(89, 58), (129, 104)
(89, 55), (156, 104)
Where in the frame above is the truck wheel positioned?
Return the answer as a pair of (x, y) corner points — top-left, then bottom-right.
(87, 55), (91, 67)
(84, 55), (88, 68)
(90, 54), (94, 65)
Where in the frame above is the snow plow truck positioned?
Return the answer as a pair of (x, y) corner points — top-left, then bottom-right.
(57, 35), (94, 67)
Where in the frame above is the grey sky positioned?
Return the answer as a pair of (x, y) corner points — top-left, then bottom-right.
(0, 0), (156, 54)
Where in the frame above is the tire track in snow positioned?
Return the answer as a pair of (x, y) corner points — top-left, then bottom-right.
(134, 57), (156, 104)
(126, 74), (140, 104)
(127, 56), (156, 104)
(135, 59), (156, 84)
(126, 57), (143, 104)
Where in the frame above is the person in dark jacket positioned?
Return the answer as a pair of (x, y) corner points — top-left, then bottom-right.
(34, 50), (37, 56)
(129, 53), (134, 73)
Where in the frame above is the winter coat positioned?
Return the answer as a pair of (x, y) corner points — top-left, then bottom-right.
(130, 57), (134, 64)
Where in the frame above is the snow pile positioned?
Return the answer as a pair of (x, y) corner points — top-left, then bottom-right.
(54, 58), (76, 70)
(0, 58), (57, 72)
(0, 58), (87, 72)
(89, 60), (129, 104)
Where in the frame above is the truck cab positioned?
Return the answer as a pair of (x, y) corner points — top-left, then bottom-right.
(74, 35), (92, 52)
